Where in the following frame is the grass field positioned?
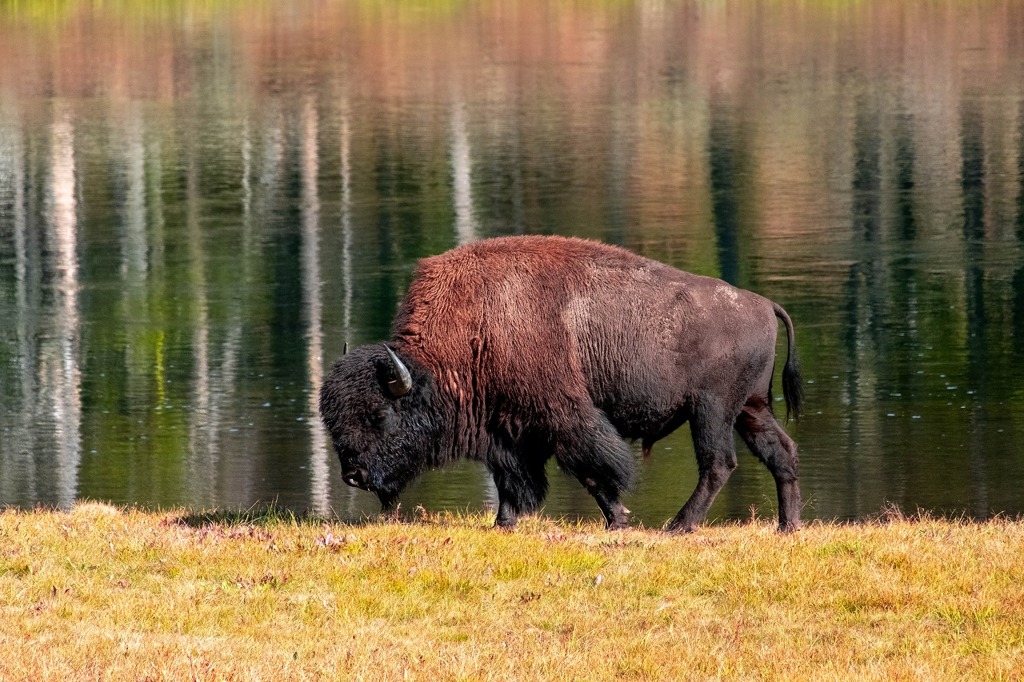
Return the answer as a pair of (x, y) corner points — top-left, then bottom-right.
(1, 503), (1022, 680)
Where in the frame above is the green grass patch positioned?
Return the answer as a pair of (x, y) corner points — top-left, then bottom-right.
(1, 502), (1023, 680)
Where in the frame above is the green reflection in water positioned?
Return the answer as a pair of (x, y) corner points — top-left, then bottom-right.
(2, 1), (1024, 525)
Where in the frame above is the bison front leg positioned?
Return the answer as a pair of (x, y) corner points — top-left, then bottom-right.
(554, 417), (635, 530)
(581, 478), (631, 530)
(494, 495), (519, 528)
(666, 411), (738, 533)
(489, 454), (548, 529)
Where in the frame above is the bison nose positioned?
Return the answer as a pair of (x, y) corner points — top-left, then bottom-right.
(342, 467), (370, 490)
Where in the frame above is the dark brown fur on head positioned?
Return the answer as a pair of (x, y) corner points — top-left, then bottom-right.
(318, 344), (441, 509)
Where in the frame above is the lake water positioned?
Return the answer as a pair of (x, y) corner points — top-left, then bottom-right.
(2, 1), (1024, 526)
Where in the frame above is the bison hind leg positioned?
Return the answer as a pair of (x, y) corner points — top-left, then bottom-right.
(554, 416), (635, 530)
(735, 400), (802, 533)
(666, 405), (739, 534)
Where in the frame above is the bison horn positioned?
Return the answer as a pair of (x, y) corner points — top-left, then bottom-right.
(383, 345), (413, 397)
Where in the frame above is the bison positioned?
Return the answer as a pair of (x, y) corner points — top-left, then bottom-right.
(319, 235), (804, 532)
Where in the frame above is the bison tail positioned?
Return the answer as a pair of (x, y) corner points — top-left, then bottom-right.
(772, 302), (804, 422)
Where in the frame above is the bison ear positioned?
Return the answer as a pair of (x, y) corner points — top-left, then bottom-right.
(383, 345), (413, 398)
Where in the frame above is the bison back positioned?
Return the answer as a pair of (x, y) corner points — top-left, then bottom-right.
(391, 236), (779, 441)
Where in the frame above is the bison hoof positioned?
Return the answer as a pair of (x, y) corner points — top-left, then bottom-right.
(777, 520), (802, 534)
(606, 510), (630, 530)
(664, 521), (698, 534)
(494, 516), (518, 530)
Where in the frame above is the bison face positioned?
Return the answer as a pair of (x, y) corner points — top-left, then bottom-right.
(318, 344), (438, 510)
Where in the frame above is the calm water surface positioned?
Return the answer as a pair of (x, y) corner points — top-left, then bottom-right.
(2, 1), (1024, 525)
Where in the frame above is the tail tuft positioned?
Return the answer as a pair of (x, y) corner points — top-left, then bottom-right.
(781, 354), (803, 422)
(772, 302), (803, 422)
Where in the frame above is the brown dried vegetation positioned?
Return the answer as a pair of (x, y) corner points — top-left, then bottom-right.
(1, 503), (1022, 680)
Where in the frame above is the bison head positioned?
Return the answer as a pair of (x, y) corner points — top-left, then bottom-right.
(318, 344), (439, 510)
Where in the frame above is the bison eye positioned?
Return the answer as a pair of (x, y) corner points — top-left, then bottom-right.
(367, 407), (398, 433)
(381, 410), (399, 433)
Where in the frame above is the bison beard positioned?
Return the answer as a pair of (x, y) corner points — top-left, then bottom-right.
(319, 235), (804, 533)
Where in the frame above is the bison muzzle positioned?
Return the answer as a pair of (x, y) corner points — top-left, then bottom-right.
(319, 235), (804, 532)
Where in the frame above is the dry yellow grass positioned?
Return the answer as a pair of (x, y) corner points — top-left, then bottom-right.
(1, 502), (1022, 681)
